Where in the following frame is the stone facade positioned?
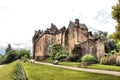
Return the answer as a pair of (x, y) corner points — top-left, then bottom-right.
(32, 19), (105, 60)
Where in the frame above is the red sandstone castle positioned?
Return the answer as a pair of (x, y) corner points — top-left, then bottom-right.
(32, 19), (105, 60)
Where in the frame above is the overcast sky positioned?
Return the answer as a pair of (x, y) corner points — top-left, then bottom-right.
(0, 0), (118, 52)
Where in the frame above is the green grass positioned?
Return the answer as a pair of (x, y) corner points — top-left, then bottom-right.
(59, 62), (79, 67)
(43, 57), (54, 63)
(22, 62), (120, 80)
(87, 64), (120, 71)
(0, 61), (18, 80)
(59, 62), (120, 72)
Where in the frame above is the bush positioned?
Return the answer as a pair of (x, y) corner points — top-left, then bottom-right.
(107, 55), (117, 65)
(100, 57), (108, 65)
(67, 55), (79, 62)
(54, 50), (69, 61)
(114, 52), (120, 56)
(81, 54), (97, 64)
(100, 55), (117, 65)
(50, 44), (69, 60)
(116, 56), (120, 66)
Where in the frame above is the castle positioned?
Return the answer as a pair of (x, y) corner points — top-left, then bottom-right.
(32, 19), (105, 60)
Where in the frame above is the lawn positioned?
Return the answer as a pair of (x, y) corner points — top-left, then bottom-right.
(0, 61), (17, 80)
(59, 62), (79, 67)
(22, 62), (120, 80)
(87, 64), (120, 71)
(59, 62), (120, 72)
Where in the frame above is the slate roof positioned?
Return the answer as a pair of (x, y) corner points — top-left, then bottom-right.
(79, 24), (88, 30)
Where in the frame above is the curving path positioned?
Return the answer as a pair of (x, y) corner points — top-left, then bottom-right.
(35, 61), (120, 76)
(0, 65), (4, 68)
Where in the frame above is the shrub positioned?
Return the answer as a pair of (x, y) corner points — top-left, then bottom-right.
(54, 50), (69, 61)
(107, 55), (117, 65)
(67, 55), (79, 62)
(50, 44), (69, 60)
(100, 57), (108, 65)
(81, 54), (97, 64)
(116, 56), (120, 66)
(114, 52), (120, 56)
(100, 55), (117, 65)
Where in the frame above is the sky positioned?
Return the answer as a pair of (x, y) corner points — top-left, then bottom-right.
(0, 0), (118, 53)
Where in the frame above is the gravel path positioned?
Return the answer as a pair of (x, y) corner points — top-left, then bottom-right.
(0, 65), (4, 68)
(35, 61), (120, 76)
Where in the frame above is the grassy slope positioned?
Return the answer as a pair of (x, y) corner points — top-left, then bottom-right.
(22, 62), (120, 80)
(59, 62), (120, 71)
(0, 61), (17, 80)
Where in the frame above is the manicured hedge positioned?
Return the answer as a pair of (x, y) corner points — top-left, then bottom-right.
(81, 54), (97, 63)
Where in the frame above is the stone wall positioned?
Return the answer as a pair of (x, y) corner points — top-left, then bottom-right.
(96, 39), (105, 61)
(32, 19), (105, 60)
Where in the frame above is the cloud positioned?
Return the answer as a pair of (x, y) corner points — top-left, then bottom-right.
(0, 0), (118, 53)
(88, 26), (99, 32)
(0, 4), (8, 9)
(94, 9), (111, 24)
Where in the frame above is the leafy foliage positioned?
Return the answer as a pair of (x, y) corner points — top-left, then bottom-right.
(50, 44), (62, 59)
(50, 44), (69, 60)
(5, 44), (12, 53)
(93, 31), (108, 40)
(116, 56), (120, 65)
(100, 55), (117, 65)
(0, 44), (31, 64)
(104, 40), (120, 53)
(72, 45), (82, 58)
(0, 50), (18, 64)
(110, 0), (120, 41)
(81, 54), (97, 63)
(112, 0), (120, 23)
(93, 31), (120, 53)
(100, 57), (107, 65)
(54, 50), (69, 61)
(67, 55), (80, 62)
(17, 49), (30, 59)
(6, 50), (18, 63)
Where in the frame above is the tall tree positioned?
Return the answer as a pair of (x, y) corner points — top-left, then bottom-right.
(110, 0), (120, 41)
(50, 44), (68, 60)
(5, 44), (12, 53)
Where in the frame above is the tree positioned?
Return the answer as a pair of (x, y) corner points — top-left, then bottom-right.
(104, 40), (118, 53)
(50, 44), (62, 60)
(93, 31), (108, 40)
(17, 49), (30, 59)
(5, 44), (12, 53)
(54, 49), (69, 61)
(112, 0), (120, 23)
(110, 0), (120, 41)
(6, 50), (18, 63)
(0, 50), (18, 64)
(93, 31), (120, 53)
(50, 44), (68, 60)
